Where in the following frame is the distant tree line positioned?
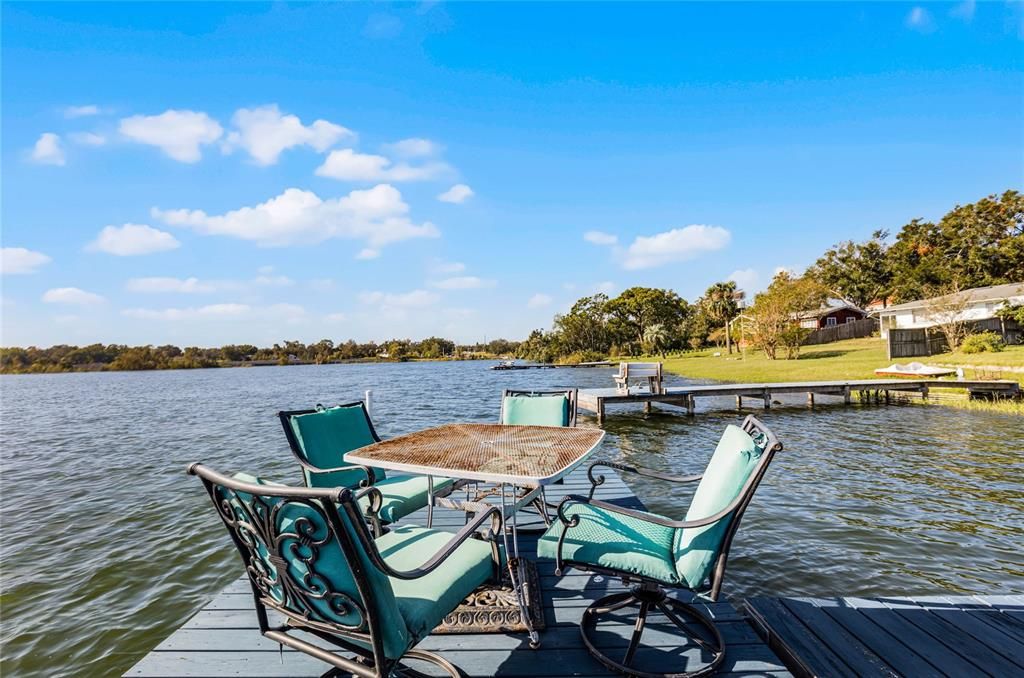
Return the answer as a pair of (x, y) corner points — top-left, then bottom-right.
(0, 337), (520, 374)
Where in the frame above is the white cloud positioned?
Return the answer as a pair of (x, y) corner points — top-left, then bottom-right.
(315, 149), (449, 182)
(905, 6), (936, 32)
(119, 109), (223, 162)
(42, 287), (105, 305)
(223, 105), (353, 165)
(357, 248), (381, 260)
(430, 259), (466, 274)
(126, 272), (294, 294)
(1, 248), (51, 275)
(383, 138), (443, 157)
(126, 277), (216, 294)
(584, 230), (618, 246)
(727, 268), (760, 291)
(153, 185), (439, 250)
(64, 105), (101, 118)
(69, 132), (107, 146)
(359, 289), (440, 308)
(431, 276), (495, 290)
(438, 184), (474, 204)
(30, 133), (65, 165)
(87, 223), (181, 256)
(622, 225), (731, 270)
(595, 281), (615, 294)
(527, 293), (553, 308)
(122, 303), (251, 321)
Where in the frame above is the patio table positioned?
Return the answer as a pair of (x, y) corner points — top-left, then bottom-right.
(345, 423), (605, 647)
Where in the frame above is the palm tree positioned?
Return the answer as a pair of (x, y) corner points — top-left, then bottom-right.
(643, 323), (669, 356)
(702, 281), (739, 352)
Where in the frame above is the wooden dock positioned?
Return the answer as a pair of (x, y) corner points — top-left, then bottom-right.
(745, 594), (1024, 677)
(123, 467), (790, 677)
(577, 379), (1020, 423)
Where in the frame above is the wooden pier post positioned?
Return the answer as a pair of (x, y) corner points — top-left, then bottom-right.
(807, 392), (815, 408)
(843, 386), (851, 405)
(763, 391), (771, 409)
(921, 385), (929, 401)
(643, 401), (652, 414)
(686, 394), (695, 416)
(736, 395), (743, 409)
(597, 399), (605, 425)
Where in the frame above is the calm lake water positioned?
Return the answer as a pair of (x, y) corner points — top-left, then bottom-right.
(1, 362), (1022, 676)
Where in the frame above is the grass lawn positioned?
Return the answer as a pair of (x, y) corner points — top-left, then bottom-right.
(656, 337), (1024, 385)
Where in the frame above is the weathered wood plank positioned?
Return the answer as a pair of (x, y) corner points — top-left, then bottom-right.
(878, 598), (1024, 675)
(800, 597), (944, 678)
(744, 597), (859, 678)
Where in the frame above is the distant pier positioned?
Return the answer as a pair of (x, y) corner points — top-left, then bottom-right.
(577, 379), (1020, 423)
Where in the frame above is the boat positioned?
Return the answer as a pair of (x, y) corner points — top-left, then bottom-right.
(491, 360), (524, 370)
(874, 362), (956, 377)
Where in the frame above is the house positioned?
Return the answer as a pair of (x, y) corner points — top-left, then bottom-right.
(795, 299), (868, 329)
(876, 282), (1024, 339)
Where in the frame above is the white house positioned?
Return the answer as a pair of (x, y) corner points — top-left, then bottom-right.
(876, 283), (1024, 339)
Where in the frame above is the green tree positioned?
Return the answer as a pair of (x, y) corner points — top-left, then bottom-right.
(605, 287), (689, 353)
(809, 230), (892, 309)
(749, 273), (828, 360)
(699, 281), (740, 351)
(554, 293), (612, 355)
(887, 190), (1024, 301)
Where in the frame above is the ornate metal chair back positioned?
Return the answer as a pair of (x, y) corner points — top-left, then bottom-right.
(189, 464), (410, 664)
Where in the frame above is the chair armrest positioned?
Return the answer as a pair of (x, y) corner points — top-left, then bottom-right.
(298, 457), (379, 487)
(362, 506), (504, 580)
(586, 460), (701, 499)
(555, 494), (738, 531)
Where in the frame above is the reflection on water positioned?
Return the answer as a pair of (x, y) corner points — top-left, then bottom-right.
(1, 362), (1021, 675)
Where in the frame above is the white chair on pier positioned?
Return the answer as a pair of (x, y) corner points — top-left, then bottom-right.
(613, 361), (664, 394)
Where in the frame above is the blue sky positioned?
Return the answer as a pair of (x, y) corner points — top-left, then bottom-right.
(2, 2), (1022, 346)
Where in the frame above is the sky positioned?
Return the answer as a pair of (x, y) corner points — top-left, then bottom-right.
(2, 1), (1022, 347)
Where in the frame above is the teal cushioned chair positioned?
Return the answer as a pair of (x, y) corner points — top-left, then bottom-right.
(499, 389), (578, 427)
(537, 415), (783, 678)
(190, 463), (502, 678)
(279, 403), (454, 531)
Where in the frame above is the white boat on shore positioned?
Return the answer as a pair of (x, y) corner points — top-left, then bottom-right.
(874, 362), (957, 377)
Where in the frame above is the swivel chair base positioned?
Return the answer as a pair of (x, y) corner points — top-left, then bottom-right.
(579, 584), (725, 678)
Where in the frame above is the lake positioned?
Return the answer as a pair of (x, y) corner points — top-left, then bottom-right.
(1, 361), (1022, 676)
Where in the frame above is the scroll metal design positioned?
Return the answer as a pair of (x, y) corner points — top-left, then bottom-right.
(210, 484), (368, 633)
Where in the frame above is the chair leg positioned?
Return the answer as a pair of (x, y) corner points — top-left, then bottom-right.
(579, 585), (726, 678)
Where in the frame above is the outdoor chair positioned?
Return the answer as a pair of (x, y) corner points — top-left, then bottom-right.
(279, 402), (455, 533)
(537, 415), (783, 678)
(499, 388), (579, 427)
(188, 463), (502, 678)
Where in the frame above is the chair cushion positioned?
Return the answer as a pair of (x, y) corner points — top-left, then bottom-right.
(674, 424), (762, 588)
(289, 405), (384, 488)
(501, 394), (569, 427)
(537, 502), (681, 585)
(377, 524), (496, 642)
(360, 475), (455, 523)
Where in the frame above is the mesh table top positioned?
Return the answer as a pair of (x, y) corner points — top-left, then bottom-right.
(344, 424), (606, 486)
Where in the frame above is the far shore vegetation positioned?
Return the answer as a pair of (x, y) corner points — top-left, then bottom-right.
(3, 190), (1021, 379)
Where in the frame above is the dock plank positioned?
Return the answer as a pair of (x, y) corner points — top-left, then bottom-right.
(745, 595), (1024, 678)
(124, 467), (789, 677)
